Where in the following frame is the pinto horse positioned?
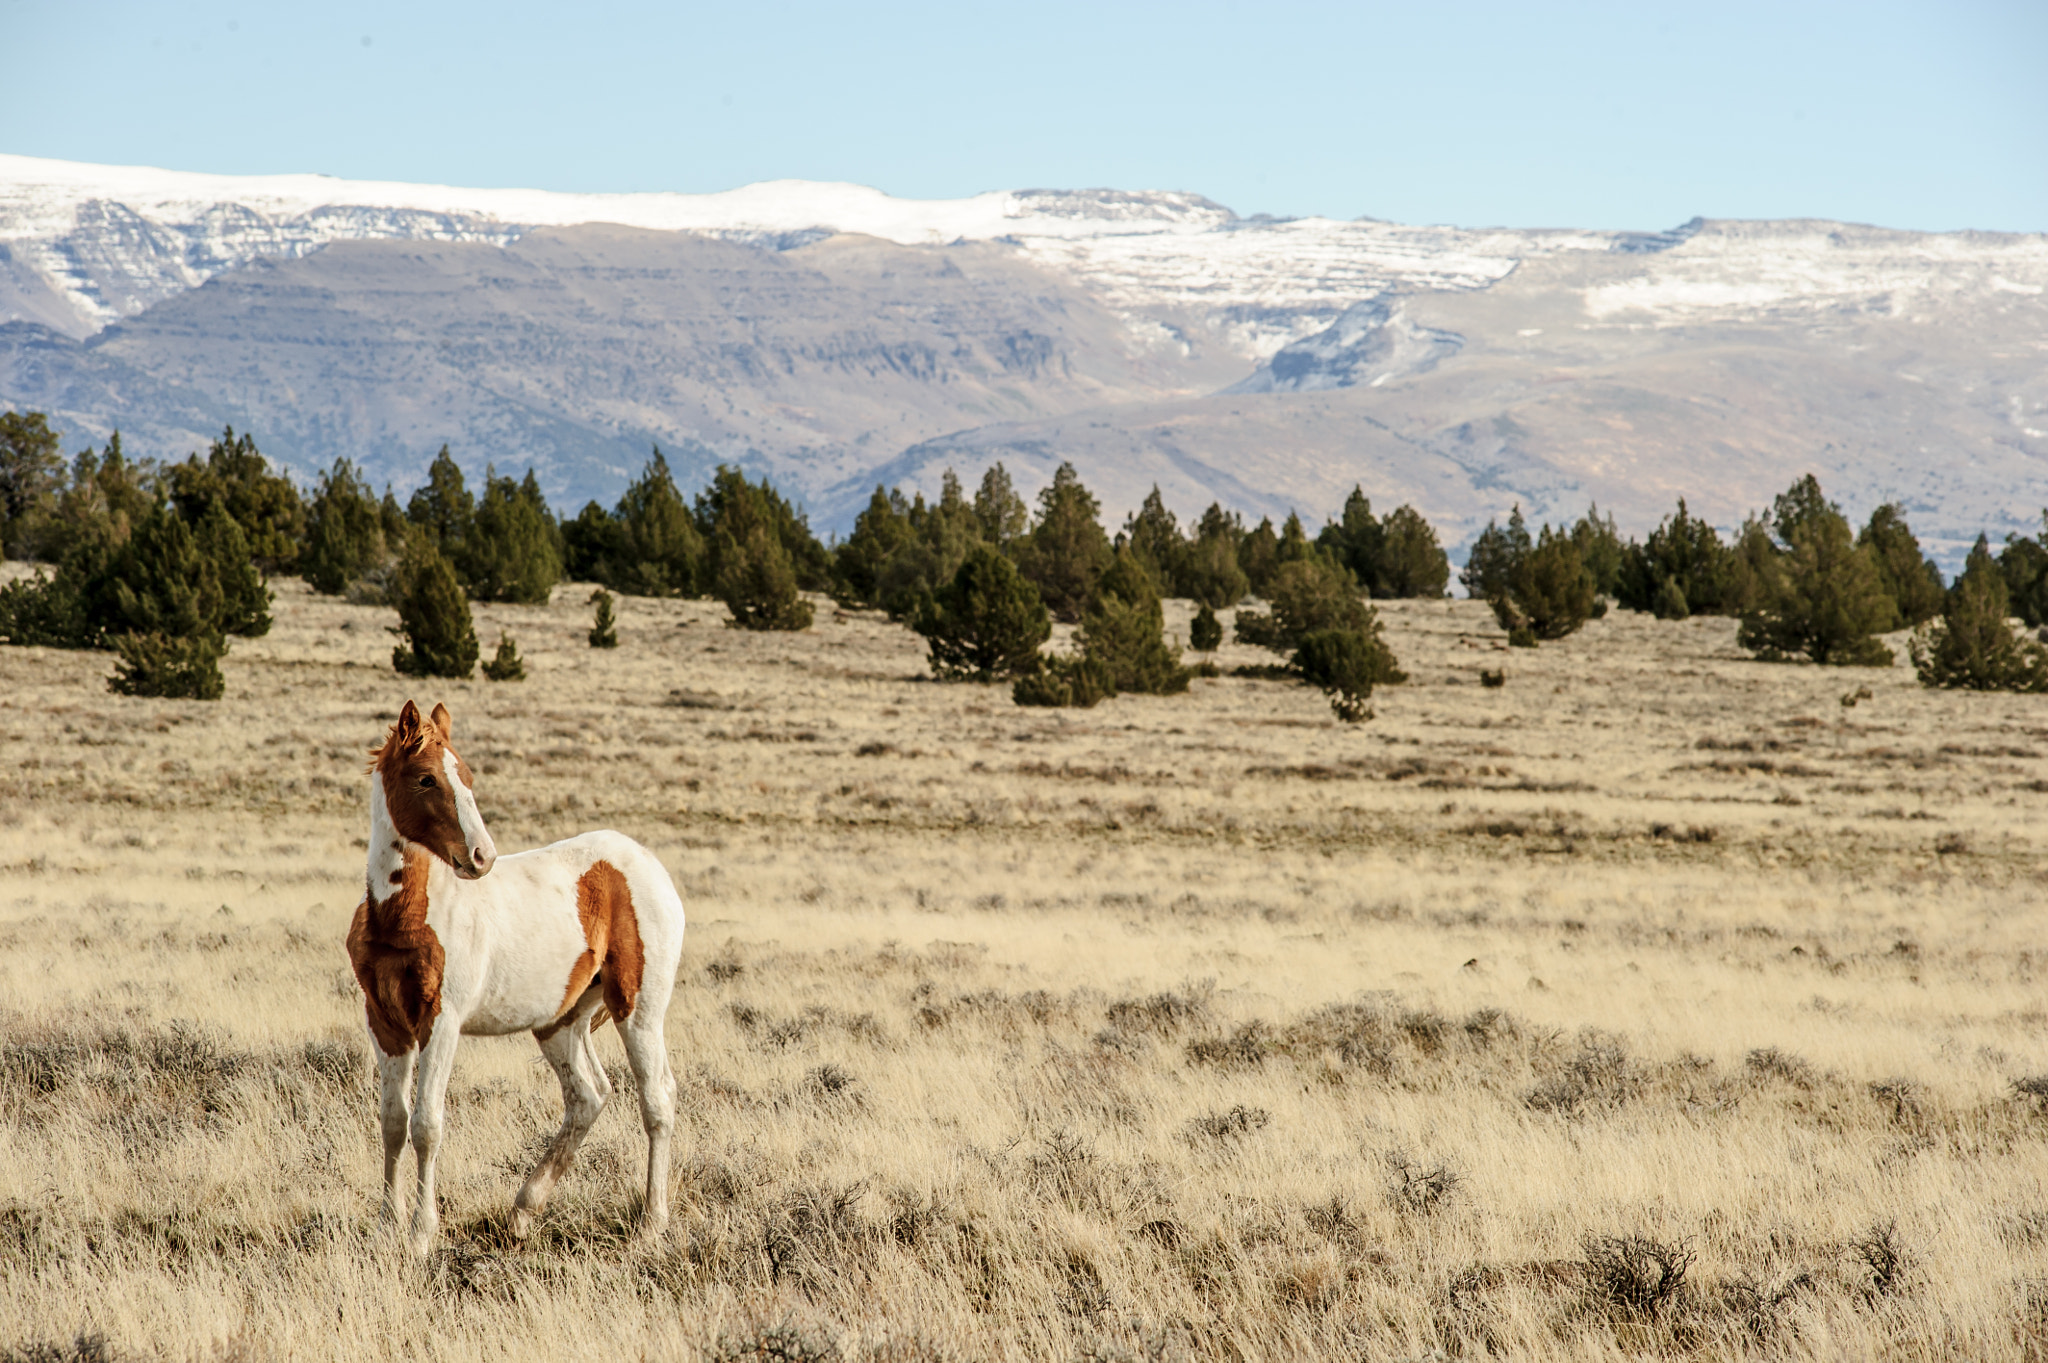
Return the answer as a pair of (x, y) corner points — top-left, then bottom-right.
(347, 700), (685, 1255)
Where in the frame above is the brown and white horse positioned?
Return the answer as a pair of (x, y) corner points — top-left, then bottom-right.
(347, 700), (685, 1255)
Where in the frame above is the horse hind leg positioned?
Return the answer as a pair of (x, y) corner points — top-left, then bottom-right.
(618, 994), (677, 1241)
(512, 988), (609, 1239)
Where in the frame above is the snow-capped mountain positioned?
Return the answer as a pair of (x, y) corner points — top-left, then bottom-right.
(1, 153), (2044, 563)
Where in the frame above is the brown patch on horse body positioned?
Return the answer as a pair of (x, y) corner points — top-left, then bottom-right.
(346, 846), (445, 1056)
(555, 860), (644, 1024)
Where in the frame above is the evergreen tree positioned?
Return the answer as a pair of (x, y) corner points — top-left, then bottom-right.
(834, 486), (915, 607)
(37, 433), (156, 570)
(611, 448), (705, 595)
(1858, 503), (1944, 628)
(561, 499), (627, 585)
(302, 458), (396, 596)
(405, 446), (474, 570)
(2001, 514), (2048, 628)
(1493, 525), (1596, 644)
(1376, 505), (1451, 598)
(1123, 486), (1188, 594)
(109, 501), (225, 642)
(1460, 507), (1531, 601)
(1236, 557), (1372, 651)
(1617, 499), (1733, 615)
(871, 473), (982, 620)
(391, 537), (479, 678)
(913, 542), (1050, 680)
(1652, 575), (1690, 622)
(109, 632), (226, 701)
(1182, 503), (1249, 607)
(1570, 503), (1626, 600)
(1011, 653), (1114, 709)
(0, 409), (63, 560)
(463, 467), (561, 604)
(1077, 548), (1188, 695)
(1911, 536), (2048, 692)
(1276, 512), (1314, 568)
(1293, 625), (1405, 723)
(1190, 602), (1223, 654)
(1738, 477), (1894, 666)
(165, 426), (304, 572)
(194, 500), (271, 638)
(588, 588), (619, 648)
(972, 462), (1029, 547)
(697, 464), (831, 591)
(1237, 517), (1281, 597)
(481, 631), (527, 682)
(1317, 487), (1385, 591)
(715, 523), (814, 631)
(1016, 461), (1112, 623)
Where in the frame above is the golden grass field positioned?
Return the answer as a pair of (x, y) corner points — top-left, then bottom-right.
(3, 572), (2047, 1361)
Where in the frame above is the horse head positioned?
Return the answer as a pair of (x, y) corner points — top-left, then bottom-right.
(371, 699), (498, 879)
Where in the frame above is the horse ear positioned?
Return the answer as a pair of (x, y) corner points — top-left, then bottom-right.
(396, 699), (423, 737)
(429, 703), (453, 743)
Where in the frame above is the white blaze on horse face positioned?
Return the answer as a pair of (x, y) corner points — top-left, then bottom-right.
(444, 749), (497, 877)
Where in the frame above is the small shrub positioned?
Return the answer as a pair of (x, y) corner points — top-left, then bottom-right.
(1185, 1104), (1270, 1143)
(1385, 1151), (1460, 1213)
(0, 1333), (117, 1363)
(2011, 1075), (2048, 1111)
(1744, 1046), (1815, 1089)
(588, 588), (618, 647)
(1012, 653), (1114, 709)
(1479, 668), (1505, 688)
(480, 631), (525, 682)
(712, 1320), (842, 1363)
(1849, 1219), (1907, 1298)
(1187, 1020), (1274, 1069)
(108, 631), (225, 700)
(1189, 602), (1222, 653)
(1581, 1234), (1693, 1318)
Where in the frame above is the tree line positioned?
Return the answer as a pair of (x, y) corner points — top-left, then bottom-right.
(2, 406), (2044, 704)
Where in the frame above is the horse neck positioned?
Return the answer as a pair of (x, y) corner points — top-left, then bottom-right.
(364, 778), (453, 927)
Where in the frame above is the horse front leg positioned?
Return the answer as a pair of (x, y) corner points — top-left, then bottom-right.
(406, 1019), (462, 1257)
(372, 1038), (417, 1229)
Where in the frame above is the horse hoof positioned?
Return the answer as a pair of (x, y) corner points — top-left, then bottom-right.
(509, 1208), (535, 1240)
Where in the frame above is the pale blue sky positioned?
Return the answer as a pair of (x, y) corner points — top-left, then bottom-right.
(4, 0), (2044, 232)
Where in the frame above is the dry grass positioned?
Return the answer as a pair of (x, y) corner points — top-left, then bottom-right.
(2, 576), (2047, 1360)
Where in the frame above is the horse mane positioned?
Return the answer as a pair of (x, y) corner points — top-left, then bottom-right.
(366, 718), (440, 773)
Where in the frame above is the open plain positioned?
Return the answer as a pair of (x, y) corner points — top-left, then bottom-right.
(2, 576), (2046, 1361)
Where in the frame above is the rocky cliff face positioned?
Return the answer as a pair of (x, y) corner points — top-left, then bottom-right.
(1, 154), (2044, 560)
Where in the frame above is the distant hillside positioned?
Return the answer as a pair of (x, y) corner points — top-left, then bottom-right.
(2, 154), (2044, 562)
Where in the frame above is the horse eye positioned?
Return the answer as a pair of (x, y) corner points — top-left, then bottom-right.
(418, 774), (437, 789)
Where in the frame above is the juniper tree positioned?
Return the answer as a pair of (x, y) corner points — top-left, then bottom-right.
(715, 523), (813, 631)
(697, 464), (831, 591)
(1190, 602), (1223, 654)
(833, 485), (915, 608)
(1236, 557), (1372, 651)
(109, 631), (227, 700)
(588, 588), (619, 647)
(164, 426), (304, 572)
(302, 458), (396, 595)
(0, 409), (63, 560)
(1376, 505), (1451, 598)
(391, 536), (479, 678)
(1460, 506), (1530, 603)
(1016, 461), (1112, 622)
(194, 500), (271, 638)
(1570, 503), (1625, 600)
(406, 446), (474, 570)
(870, 473), (981, 620)
(1077, 548), (1188, 695)
(1011, 653), (1114, 708)
(1738, 477), (1894, 666)
(1910, 536), (2048, 692)
(1237, 517), (1281, 597)
(1122, 487), (1188, 594)
(2000, 514), (2048, 628)
(1182, 503), (1250, 607)
(972, 462), (1029, 547)
(914, 541), (1050, 680)
(464, 467), (561, 604)
(1493, 525), (1596, 643)
(1617, 499), (1729, 614)
(607, 448), (704, 595)
(1859, 503), (1944, 628)
(1293, 625), (1404, 723)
